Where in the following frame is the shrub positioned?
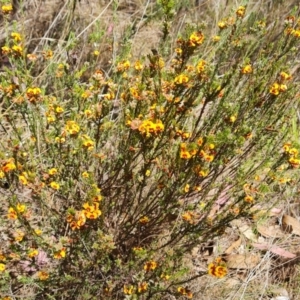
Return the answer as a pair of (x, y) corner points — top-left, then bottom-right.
(0, 1), (300, 299)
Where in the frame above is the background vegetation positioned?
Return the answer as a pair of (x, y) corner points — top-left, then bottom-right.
(1, 0), (300, 299)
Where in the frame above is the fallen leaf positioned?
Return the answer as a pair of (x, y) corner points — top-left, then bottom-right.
(238, 224), (258, 242)
(270, 207), (282, 216)
(252, 243), (296, 258)
(257, 224), (284, 238)
(225, 238), (242, 254)
(225, 254), (260, 269)
(282, 215), (300, 236)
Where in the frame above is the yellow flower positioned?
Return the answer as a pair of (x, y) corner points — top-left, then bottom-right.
(288, 148), (298, 157)
(34, 228), (42, 235)
(26, 87), (42, 102)
(53, 248), (66, 259)
(123, 285), (134, 295)
(280, 71), (292, 81)
(279, 84), (287, 92)
(229, 115), (237, 123)
(82, 171), (89, 178)
(16, 203), (26, 213)
(82, 202), (101, 219)
(93, 50), (100, 56)
(48, 168), (58, 175)
(184, 184), (190, 193)
(269, 83), (280, 95)
(289, 157), (300, 168)
(160, 273), (170, 280)
(244, 195), (254, 203)
(178, 287), (193, 298)
(19, 175), (28, 185)
(50, 181), (60, 190)
(189, 31), (204, 46)
(14, 230), (24, 242)
(196, 60), (206, 73)
(144, 260), (157, 272)
(55, 136), (66, 143)
(42, 50), (53, 60)
(218, 21), (227, 29)
(65, 120), (80, 135)
(67, 210), (86, 230)
(117, 60), (130, 72)
(38, 271), (49, 280)
(139, 216), (150, 224)
(180, 150), (192, 159)
(0, 263), (6, 272)
(55, 106), (64, 114)
(1, 46), (11, 55)
(145, 170), (151, 177)
(11, 32), (22, 42)
(215, 265), (227, 278)
(138, 282), (148, 293)
(7, 207), (17, 220)
(174, 74), (189, 84)
(198, 170), (208, 177)
(28, 249), (39, 258)
(81, 135), (95, 150)
(241, 64), (252, 74)
(11, 45), (23, 56)
(236, 6), (246, 18)
(212, 35), (221, 42)
(1, 4), (13, 14)
(2, 158), (16, 172)
(134, 60), (143, 71)
(182, 211), (194, 223)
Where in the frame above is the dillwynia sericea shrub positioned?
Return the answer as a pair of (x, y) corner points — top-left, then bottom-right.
(0, 2), (300, 299)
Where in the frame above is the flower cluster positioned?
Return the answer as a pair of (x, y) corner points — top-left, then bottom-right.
(177, 286), (193, 299)
(137, 119), (164, 137)
(26, 87), (42, 103)
(208, 257), (227, 278)
(1, 3), (13, 14)
(283, 143), (300, 168)
(143, 260), (157, 272)
(269, 71), (291, 95)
